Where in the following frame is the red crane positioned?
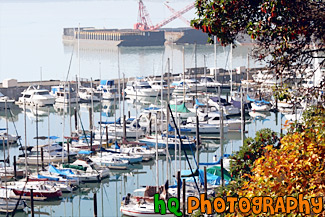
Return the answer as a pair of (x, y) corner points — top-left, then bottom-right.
(134, 0), (195, 31)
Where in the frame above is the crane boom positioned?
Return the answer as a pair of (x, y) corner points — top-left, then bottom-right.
(152, 2), (195, 30)
(164, 3), (191, 26)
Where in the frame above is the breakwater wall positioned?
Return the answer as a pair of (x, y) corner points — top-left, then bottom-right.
(0, 66), (263, 100)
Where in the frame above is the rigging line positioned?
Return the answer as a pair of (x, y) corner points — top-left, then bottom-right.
(10, 177), (29, 217)
(65, 44), (75, 82)
(167, 104), (200, 194)
(77, 110), (89, 146)
(8, 109), (24, 154)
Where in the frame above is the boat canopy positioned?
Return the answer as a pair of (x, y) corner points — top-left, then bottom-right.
(179, 169), (230, 186)
(168, 124), (191, 132)
(100, 80), (114, 86)
(78, 150), (93, 155)
(231, 100), (251, 110)
(195, 99), (205, 107)
(206, 166), (232, 181)
(210, 97), (227, 104)
(37, 174), (60, 181)
(144, 106), (160, 111)
(247, 95), (271, 104)
(98, 117), (121, 125)
(48, 164), (75, 176)
(170, 103), (190, 113)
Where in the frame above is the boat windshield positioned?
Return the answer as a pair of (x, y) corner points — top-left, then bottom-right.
(35, 91), (50, 95)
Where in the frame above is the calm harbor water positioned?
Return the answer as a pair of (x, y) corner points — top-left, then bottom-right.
(0, 96), (287, 217)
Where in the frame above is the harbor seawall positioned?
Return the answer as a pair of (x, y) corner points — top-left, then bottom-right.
(0, 66), (260, 101)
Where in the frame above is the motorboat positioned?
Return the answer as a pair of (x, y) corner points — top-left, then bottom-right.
(247, 95), (272, 112)
(252, 70), (288, 85)
(94, 151), (143, 164)
(51, 84), (79, 104)
(62, 159), (110, 180)
(200, 76), (230, 89)
(147, 79), (168, 96)
(208, 97), (241, 116)
(0, 129), (20, 145)
(120, 186), (173, 217)
(96, 80), (119, 100)
(46, 164), (100, 183)
(17, 143), (75, 165)
(95, 118), (145, 139)
(187, 112), (242, 131)
(78, 86), (100, 102)
(118, 147), (155, 162)
(171, 79), (205, 94)
(139, 134), (196, 150)
(90, 156), (130, 170)
(124, 81), (158, 97)
(17, 86), (55, 106)
(0, 92), (15, 110)
(0, 188), (26, 212)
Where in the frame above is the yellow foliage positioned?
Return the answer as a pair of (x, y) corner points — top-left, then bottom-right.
(228, 115), (325, 216)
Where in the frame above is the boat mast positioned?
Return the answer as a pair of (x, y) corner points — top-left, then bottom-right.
(204, 55), (208, 116)
(5, 99), (10, 165)
(230, 44), (233, 95)
(90, 78), (94, 131)
(214, 35), (217, 81)
(2, 136), (8, 211)
(69, 81), (72, 136)
(24, 100), (28, 178)
(155, 115), (159, 192)
(117, 47), (121, 122)
(62, 83), (66, 163)
(99, 63), (103, 157)
(4, 99), (8, 211)
(48, 107), (51, 164)
(166, 58), (171, 182)
(78, 23), (81, 87)
(218, 86), (225, 186)
(36, 104), (39, 174)
(75, 75), (79, 133)
(183, 46), (186, 103)
(135, 81), (138, 141)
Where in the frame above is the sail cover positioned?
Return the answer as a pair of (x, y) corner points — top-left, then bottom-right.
(170, 103), (190, 113)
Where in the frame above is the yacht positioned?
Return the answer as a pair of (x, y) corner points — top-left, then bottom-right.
(17, 86), (55, 106)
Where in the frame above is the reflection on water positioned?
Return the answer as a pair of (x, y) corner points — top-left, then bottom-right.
(0, 98), (286, 216)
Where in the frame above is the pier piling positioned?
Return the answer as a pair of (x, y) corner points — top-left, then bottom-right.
(93, 192), (97, 217)
(13, 156), (17, 180)
(182, 178), (186, 216)
(30, 189), (34, 217)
